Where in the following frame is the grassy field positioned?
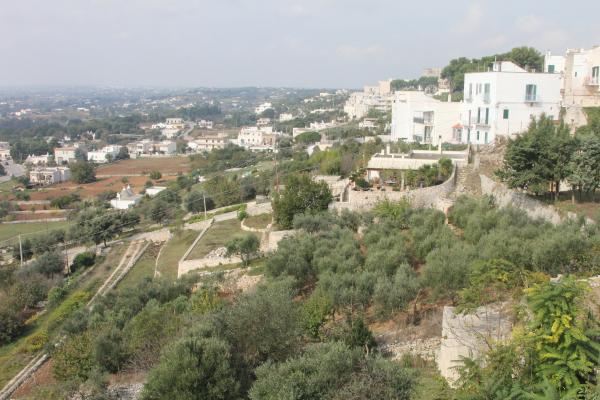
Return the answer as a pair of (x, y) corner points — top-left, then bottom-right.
(156, 230), (198, 281)
(0, 243), (127, 389)
(187, 219), (244, 260)
(0, 220), (71, 242)
(243, 213), (271, 229)
(117, 243), (159, 291)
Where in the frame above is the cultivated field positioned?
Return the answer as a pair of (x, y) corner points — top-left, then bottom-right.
(26, 175), (176, 201)
(97, 157), (191, 176)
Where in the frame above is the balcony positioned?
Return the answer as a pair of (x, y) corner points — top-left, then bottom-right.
(584, 76), (599, 86)
(483, 93), (491, 103)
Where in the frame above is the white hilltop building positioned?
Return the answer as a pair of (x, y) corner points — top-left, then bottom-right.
(391, 91), (461, 145)
(460, 60), (561, 144)
(344, 79), (393, 120)
(255, 102), (273, 114)
(545, 46), (600, 129)
(110, 185), (142, 209)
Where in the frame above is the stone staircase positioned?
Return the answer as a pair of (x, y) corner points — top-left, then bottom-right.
(450, 164), (481, 199)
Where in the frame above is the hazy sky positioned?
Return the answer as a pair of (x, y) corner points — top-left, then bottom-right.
(1, 0), (599, 88)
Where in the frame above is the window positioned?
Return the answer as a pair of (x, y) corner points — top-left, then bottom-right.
(468, 110), (472, 124)
(484, 132), (488, 144)
(467, 129), (471, 143)
(525, 84), (537, 101)
(503, 109), (509, 119)
(476, 131), (480, 141)
(483, 83), (490, 102)
(548, 65), (555, 73)
(468, 83), (473, 99)
(593, 66), (599, 84)
(477, 108), (481, 123)
(485, 108), (489, 125)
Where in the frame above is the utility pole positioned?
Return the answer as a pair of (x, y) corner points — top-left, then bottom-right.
(18, 234), (23, 267)
(203, 194), (207, 220)
(274, 149), (280, 194)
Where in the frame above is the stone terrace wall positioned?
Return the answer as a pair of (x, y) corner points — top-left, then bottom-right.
(331, 165), (457, 213)
(480, 175), (564, 225)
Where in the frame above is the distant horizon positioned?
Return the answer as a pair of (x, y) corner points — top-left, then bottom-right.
(1, 0), (599, 87)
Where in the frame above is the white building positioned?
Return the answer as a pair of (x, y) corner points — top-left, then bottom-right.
(126, 140), (176, 158)
(391, 91), (462, 145)
(279, 113), (294, 122)
(55, 146), (85, 164)
(255, 102), (273, 114)
(87, 145), (122, 163)
(110, 185), (142, 209)
(197, 120), (214, 129)
(545, 47), (600, 129)
(29, 167), (71, 185)
(145, 186), (167, 197)
(344, 80), (393, 120)
(460, 61), (561, 144)
(25, 153), (52, 166)
(155, 140), (177, 155)
(188, 134), (230, 152)
(237, 126), (281, 151)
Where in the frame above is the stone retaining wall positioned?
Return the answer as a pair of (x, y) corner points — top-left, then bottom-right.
(480, 175), (564, 225)
(331, 165), (457, 212)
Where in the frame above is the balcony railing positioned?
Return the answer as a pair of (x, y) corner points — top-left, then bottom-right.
(585, 76), (599, 86)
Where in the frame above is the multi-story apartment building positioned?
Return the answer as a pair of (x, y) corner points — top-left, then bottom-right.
(460, 61), (561, 144)
(188, 134), (230, 152)
(391, 91), (461, 145)
(237, 126), (281, 151)
(545, 47), (600, 129)
(344, 80), (393, 120)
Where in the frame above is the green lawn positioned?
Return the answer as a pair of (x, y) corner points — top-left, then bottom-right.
(187, 219), (244, 260)
(156, 230), (199, 281)
(0, 220), (71, 242)
(117, 243), (159, 291)
(244, 213), (271, 229)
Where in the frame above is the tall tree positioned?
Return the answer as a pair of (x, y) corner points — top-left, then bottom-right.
(70, 161), (96, 184)
(272, 174), (332, 229)
(498, 116), (576, 199)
